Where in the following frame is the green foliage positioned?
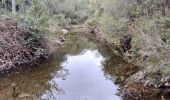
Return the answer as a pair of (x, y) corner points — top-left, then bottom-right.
(86, 0), (129, 43)
(85, 0), (170, 78)
(1, 0), (95, 35)
(21, 1), (50, 30)
(57, 0), (94, 24)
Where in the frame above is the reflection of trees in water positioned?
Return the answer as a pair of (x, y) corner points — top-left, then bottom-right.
(0, 45), (70, 99)
(104, 59), (138, 84)
(41, 80), (65, 100)
(40, 35), (100, 99)
(52, 67), (70, 80)
(0, 34), (137, 99)
(0, 35), (98, 99)
(97, 44), (139, 84)
(63, 35), (96, 56)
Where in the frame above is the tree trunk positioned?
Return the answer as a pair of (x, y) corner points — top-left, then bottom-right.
(12, 0), (16, 14)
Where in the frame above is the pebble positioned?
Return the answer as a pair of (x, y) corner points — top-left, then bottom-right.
(164, 82), (170, 87)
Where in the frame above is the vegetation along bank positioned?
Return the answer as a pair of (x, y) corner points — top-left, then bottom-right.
(0, 0), (170, 98)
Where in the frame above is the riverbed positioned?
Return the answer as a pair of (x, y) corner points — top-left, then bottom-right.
(0, 34), (123, 99)
(0, 34), (166, 100)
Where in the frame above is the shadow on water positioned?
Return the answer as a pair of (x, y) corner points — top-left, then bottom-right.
(0, 34), (168, 100)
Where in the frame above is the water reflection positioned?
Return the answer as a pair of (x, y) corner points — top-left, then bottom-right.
(0, 35), (127, 100)
(42, 50), (121, 100)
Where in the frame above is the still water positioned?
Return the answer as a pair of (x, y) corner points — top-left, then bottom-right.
(0, 35), (130, 100)
(42, 50), (121, 100)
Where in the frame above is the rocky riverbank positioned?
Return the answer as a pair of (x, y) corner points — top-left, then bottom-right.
(84, 23), (170, 99)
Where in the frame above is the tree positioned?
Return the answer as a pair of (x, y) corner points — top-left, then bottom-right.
(12, 0), (16, 14)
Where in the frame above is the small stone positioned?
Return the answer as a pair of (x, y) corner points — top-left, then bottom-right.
(164, 82), (170, 87)
(161, 78), (166, 83)
(62, 29), (68, 35)
(11, 83), (16, 87)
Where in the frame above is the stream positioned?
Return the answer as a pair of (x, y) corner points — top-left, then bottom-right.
(0, 34), (135, 100)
